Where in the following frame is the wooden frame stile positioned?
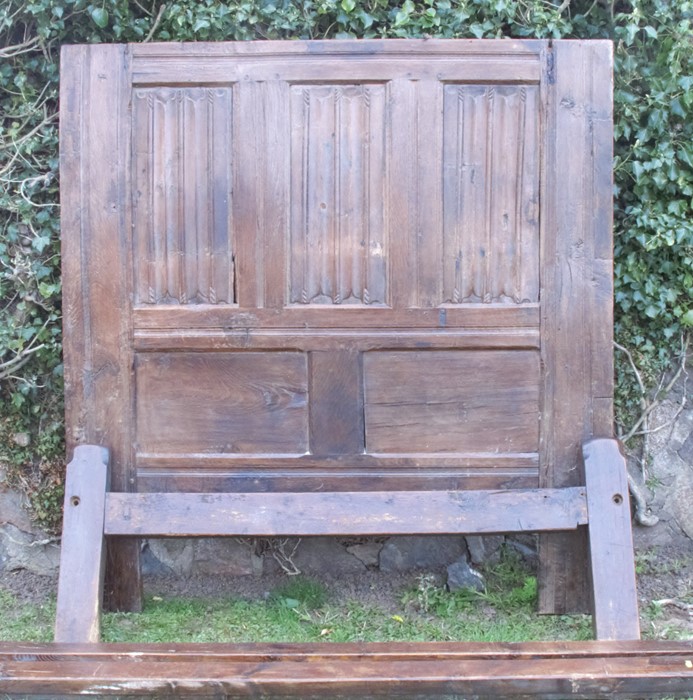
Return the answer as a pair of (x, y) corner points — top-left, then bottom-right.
(538, 40), (616, 615)
(59, 43), (142, 612)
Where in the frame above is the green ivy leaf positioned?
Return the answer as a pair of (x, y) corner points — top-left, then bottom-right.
(90, 7), (109, 28)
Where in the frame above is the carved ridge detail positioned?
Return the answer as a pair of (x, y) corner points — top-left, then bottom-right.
(132, 87), (235, 305)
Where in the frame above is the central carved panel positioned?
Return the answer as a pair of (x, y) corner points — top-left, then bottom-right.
(288, 84), (388, 306)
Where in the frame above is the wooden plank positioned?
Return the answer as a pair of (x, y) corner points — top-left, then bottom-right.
(135, 352), (309, 454)
(583, 439), (640, 640)
(3, 639), (691, 661)
(538, 40), (614, 614)
(60, 44), (142, 613)
(309, 351), (364, 456)
(130, 40), (544, 106)
(364, 351), (540, 453)
(104, 488), (587, 536)
(135, 453), (539, 470)
(54, 446), (109, 643)
(133, 328), (541, 352)
(132, 38), (545, 58)
(2, 640), (692, 698)
(136, 471), (538, 494)
(133, 305), (540, 329)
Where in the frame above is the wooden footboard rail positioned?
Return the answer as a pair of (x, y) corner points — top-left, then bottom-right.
(3, 439), (690, 697)
(2, 640), (692, 698)
(55, 439), (640, 644)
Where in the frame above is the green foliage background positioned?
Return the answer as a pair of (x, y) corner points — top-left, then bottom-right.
(1, 0), (691, 530)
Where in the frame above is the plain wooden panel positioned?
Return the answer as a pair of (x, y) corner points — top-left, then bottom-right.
(583, 439), (640, 640)
(60, 44), (141, 613)
(54, 446), (109, 643)
(364, 350), (540, 453)
(104, 488), (587, 536)
(136, 471), (538, 495)
(309, 351), (364, 456)
(135, 352), (308, 454)
(538, 40), (614, 615)
(131, 38), (546, 59)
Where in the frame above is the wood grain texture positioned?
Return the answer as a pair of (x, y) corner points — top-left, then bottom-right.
(104, 488), (587, 536)
(538, 40), (614, 615)
(309, 351), (364, 455)
(54, 446), (109, 643)
(132, 86), (234, 305)
(60, 38), (618, 619)
(2, 640), (692, 698)
(60, 44), (141, 613)
(133, 305), (540, 328)
(364, 351), (540, 453)
(583, 439), (640, 640)
(289, 84), (388, 305)
(442, 85), (540, 304)
(135, 352), (309, 454)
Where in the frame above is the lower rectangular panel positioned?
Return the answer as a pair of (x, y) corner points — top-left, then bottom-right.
(364, 350), (540, 453)
(135, 352), (309, 454)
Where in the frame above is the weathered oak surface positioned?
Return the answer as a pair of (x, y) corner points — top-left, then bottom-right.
(2, 641), (691, 698)
(60, 38), (615, 615)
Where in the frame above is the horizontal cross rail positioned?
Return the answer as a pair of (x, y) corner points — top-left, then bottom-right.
(104, 488), (588, 537)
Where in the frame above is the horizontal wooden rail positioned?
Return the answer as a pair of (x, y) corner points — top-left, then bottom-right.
(103, 488), (588, 537)
(1, 641), (692, 698)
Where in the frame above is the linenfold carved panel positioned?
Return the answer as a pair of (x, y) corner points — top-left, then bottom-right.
(132, 87), (235, 305)
(289, 84), (388, 305)
(441, 85), (540, 304)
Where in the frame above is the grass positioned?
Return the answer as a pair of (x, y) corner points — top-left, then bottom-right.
(0, 549), (596, 644)
(1, 548), (689, 644)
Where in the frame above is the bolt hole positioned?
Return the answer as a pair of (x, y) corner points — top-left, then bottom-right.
(612, 493), (623, 505)
(70, 496), (80, 507)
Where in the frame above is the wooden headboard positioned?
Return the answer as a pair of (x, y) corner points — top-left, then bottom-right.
(60, 39), (613, 613)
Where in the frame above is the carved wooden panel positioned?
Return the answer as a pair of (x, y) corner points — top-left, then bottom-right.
(132, 87), (235, 305)
(442, 86), (540, 304)
(61, 40), (614, 612)
(289, 85), (388, 306)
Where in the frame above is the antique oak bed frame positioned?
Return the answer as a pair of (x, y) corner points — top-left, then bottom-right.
(1, 39), (692, 697)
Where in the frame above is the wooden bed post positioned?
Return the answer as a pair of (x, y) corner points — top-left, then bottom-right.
(583, 439), (640, 640)
(54, 445), (110, 643)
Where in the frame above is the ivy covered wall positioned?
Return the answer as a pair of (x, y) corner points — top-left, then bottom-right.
(1, 0), (691, 531)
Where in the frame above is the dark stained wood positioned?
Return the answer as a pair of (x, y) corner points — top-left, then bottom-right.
(60, 38), (618, 621)
(59, 44), (141, 613)
(54, 446), (109, 643)
(104, 488), (588, 537)
(133, 305), (541, 328)
(538, 40), (614, 615)
(2, 641), (692, 698)
(583, 439), (640, 640)
(133, 328), (541, 352)
(309, 351), (364, 456)
(135, 352), (309, 454)
(364, 350), (540, 454)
